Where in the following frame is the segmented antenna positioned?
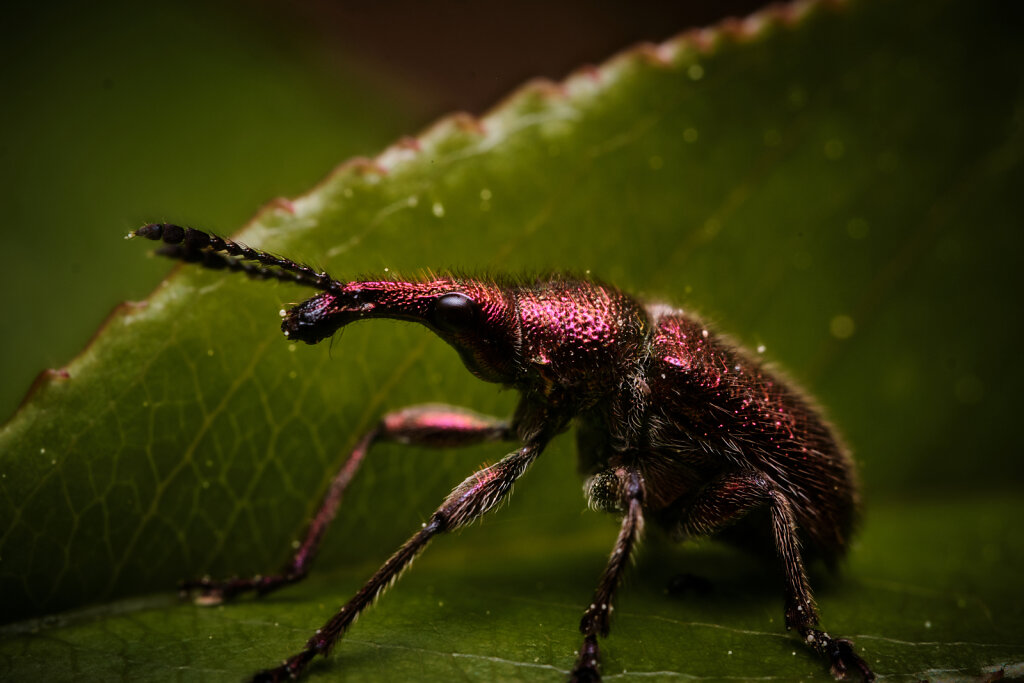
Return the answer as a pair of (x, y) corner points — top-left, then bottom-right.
(129, 223), (338, 292)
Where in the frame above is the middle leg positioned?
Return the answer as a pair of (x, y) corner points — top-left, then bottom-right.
(572, 467), (645, 682)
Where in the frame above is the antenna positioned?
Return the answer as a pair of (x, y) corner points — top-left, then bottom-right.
(129, 223), (338, 292)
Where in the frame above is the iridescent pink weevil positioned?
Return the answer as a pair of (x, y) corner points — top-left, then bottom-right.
(131, 223), (873, 683)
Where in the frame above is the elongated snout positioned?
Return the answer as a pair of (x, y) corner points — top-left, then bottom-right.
(280, 280), (442, 344)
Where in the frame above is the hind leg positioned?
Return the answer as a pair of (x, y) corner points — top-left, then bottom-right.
(677, 473), (874, 681)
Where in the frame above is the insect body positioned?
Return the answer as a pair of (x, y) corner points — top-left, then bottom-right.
(131, 223), (874, 682)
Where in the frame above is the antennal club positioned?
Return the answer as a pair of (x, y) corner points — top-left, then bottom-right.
(129, 223), (338, 292)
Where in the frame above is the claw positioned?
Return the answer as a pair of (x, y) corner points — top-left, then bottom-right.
(251, 650), (317, 683)
(829, 638), (875, 682)
(569, 635), (602, 683)
(193, 591), (226, 606)
(179, 574), (267, 604)
(178, 577), (228, 605)
(569, 668), (601, 683)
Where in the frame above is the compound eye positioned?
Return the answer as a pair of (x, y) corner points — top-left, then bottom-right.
(432, 293), (479, 333)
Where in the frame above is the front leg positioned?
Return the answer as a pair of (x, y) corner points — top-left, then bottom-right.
(180, 404), (511, 604)
(254, 438), (546, 682)
(572, 467), (645, 682)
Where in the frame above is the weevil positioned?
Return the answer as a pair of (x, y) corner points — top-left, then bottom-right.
(130, 223), (875, 682)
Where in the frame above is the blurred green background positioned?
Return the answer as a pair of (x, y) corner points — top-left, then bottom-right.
(1, 0), (403, 421)
(0, 0), (760, 422)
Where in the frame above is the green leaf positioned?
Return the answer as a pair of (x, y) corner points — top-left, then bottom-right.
(2, 0), (1023, 681)
(3, 497), (1021, 681)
